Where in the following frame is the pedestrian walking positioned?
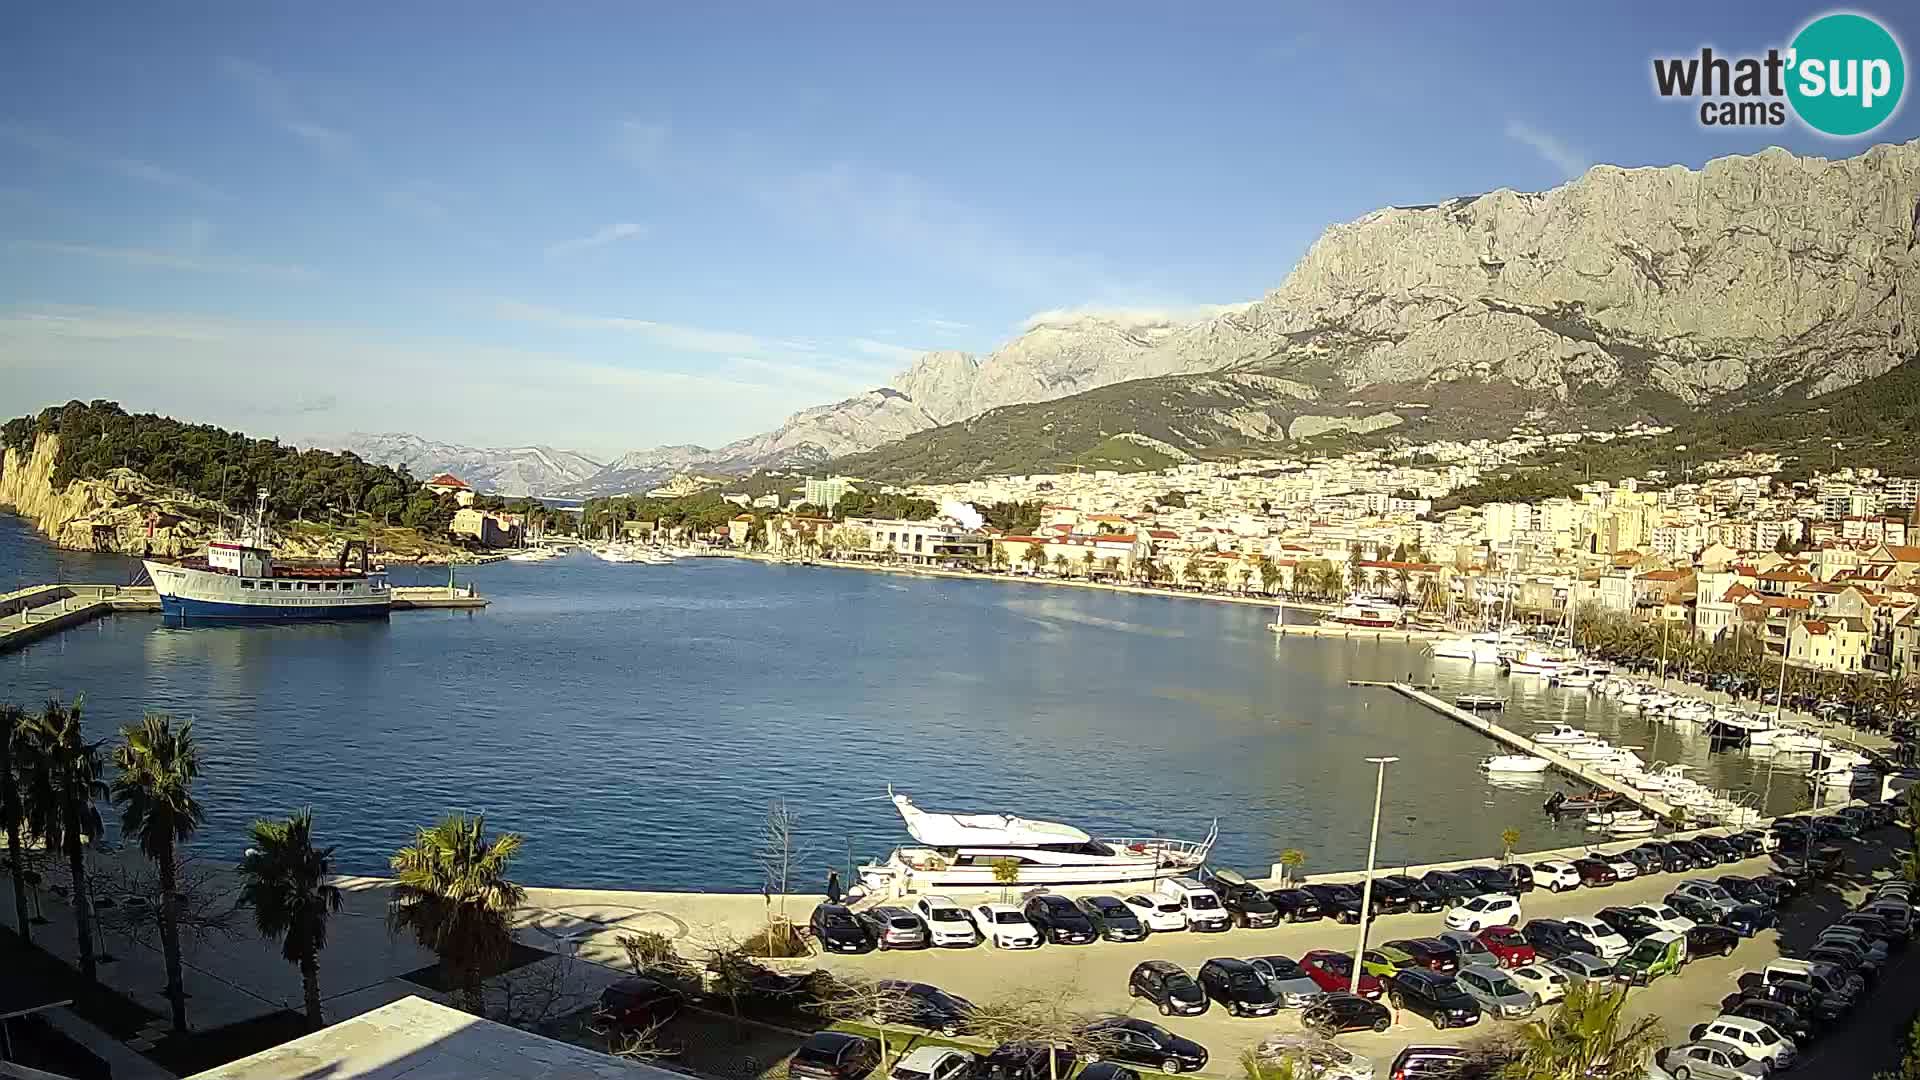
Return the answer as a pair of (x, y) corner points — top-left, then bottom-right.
(826, 869), (842, 904)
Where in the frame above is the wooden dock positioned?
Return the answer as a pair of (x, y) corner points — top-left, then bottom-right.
(1378, 682), (1678, 820)
(1269, 623), (1447, 642)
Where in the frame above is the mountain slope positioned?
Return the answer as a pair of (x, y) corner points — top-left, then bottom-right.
(324, 433), (603, 497)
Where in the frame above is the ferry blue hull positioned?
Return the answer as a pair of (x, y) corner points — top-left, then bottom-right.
(159, 595), (391, 621)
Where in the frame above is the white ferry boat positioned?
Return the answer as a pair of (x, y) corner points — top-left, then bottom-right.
(1318, 595), (1403, 629)
(856, 789), (1216, 894)
(141, 489), (391, 621)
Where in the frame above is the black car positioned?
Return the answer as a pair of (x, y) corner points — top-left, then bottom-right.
(1667, 893), (1721, 926)
(788, 1031), (881, 1080)
(1384, 937), (1461, 972)
(1685, 923), (1740, 958)
(1812, 816), (1859, 842)
(1594, 907), (1662, 943)
(1754, 872), (1802, 900)
(873, 981), (976, 1036)
(1076, 895), (1148, 942)
(1616, 847), (1664, 877)
(1693, 835), (1739, 864)
(1265, 888), (1326, 923)
(1356, 881), (1413, 916)
(1421, 870), (1481, 906)
(1214, 882), (1282, 928)
(1838, 912), (1899, 949)
(1571, 857), (1618, 887)
(1643, 843), (1694, 874)
(1080, 1017), (1208, 1074)
(1377, 875), (1447, 913)
(1388, 1047), (1476, 1078)
(1077, 1066), (1141, 1080)
(1023, 894), (1097, 944)
(1726, 977), (1845, 1023)
(1722, 904), (1774, 937)
(1520, 918), (1594, 960)
(1457, 866), (1516, 897)
(1716, 877), (1775, 908)
(1387, 969), (1483, 1031)
(1302, 991), (1392, 1036)
(1670, 840), (1719, 870)
(975, 1043), (1077, 1080)
(809, 904), (873, 953)
(1197, 958), (1282, 1017)
(591, 976), (684, 1033)
(1724, 998), (1816, 1045)
(1128, 960), (1208, 1017)
(1301, 883), (1368, 924)
(1727, 831), (1769, 857)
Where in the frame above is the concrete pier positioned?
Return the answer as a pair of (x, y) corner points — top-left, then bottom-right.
(1269, 622), (1446, 642)
(390, 585), (489, 609)
(1379, 681), (1680, 819)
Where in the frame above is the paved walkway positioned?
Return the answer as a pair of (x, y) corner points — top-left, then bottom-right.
(43, 1007), (178, 1080)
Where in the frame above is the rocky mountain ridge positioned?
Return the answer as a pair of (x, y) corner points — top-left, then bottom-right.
(322, 433), (604, 497)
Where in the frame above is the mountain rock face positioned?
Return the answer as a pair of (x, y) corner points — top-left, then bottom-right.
(324, 433), (603, 497)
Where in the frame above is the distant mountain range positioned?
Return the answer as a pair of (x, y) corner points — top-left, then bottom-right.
(320, 433), (604, 497)
(341, 140), (1920, 493)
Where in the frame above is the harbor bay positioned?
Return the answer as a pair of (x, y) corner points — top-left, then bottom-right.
(2, 513), (1813, 892)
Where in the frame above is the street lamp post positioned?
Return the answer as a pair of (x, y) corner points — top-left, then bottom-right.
(1351, 755), (1399, 995)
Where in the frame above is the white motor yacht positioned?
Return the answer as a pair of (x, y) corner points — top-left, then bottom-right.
(1565, 739), (1616, 761)
(856, 789), (1216, 894)
(1554, 667), (1601, 690)
(1535, 724), (1590, 745)
(1482, 754), (1551, 773)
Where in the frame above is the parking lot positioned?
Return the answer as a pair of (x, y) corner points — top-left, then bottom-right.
(809, 826), (1910, 1075)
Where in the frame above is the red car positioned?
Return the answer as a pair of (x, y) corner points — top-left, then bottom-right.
(1476, 925), (1537, 968)
(1300, 950), (1383, 999)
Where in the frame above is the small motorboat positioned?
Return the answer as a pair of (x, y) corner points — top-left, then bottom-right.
(1455, 694), (1505, 711)
(1543, 790), (1623, 815)
(1535, 724), (1590, 745)
(1483, 754), (1551, 773)
(1606, 815), (1659, 836)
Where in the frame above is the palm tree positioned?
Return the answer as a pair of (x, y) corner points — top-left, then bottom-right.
(388, 814), (527, 1015)
(239, 811), (343, 1029)
(1501, 982), (1661, 1079)
(1, 704), (32, 944)
(110, 713), (206, 1032)
(1080, 550), (1095, 578)
(1049, 553), (1069, 577)
(19, 697), (108, 982)
(1277, 848), (1306, 887)
(1024, 545), (1047, 575)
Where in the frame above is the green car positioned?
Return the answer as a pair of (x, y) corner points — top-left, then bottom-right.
(1362, 946), (1416, 978)
(1615, 931), (1688, 985)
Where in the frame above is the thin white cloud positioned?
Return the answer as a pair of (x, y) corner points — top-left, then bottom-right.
(919, 317), (970, 332)
(545, 222), (646, 259)
(849, 338), (925, 363)
(0, 124), (227, 201)
(495, 299), (768, 355)
(23, 241), (314, 279)
(1504, 120), (1588, 180)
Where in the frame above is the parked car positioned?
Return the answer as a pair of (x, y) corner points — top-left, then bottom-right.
(1195, 958), (1282, 1017)
(873, 981), (976, 1036)
(1628, 903), (1697, 933)
(591, 976), (683, 1033)
(1711, 877), (1773, 908)
(1301, 883), (1369, 924)
(1672, 880), (1740, 919)
(1546, 951), (1616, 989)
(1128, 961), (1208, 1017)
(1079, 1017), (1208, 1074)
(1300, 950), (1384, 999)
(1594, 906), (1663, 944)
(1387, 1047), (1474, 1078)
(1725, 831), (1769, 857)
(1721, 904), (1774, 938)
(969, 904), (1042, 950)
(1122, 894), (1188, 933)
(1725, 978), (1840, 1025)
(1382, 937), (1460, 972)
(1265, 888), (1326, 923)
(1507, 962), (1569, 1005)
(1476, 925), (1537, 967)
(913, 895), (980, 948)
(1723, 999), (1815, 1048)
(1532, 859), (1582, 892)
(1434, 929), (1498, 969)
(1074, 1065), (1139, 1080)
(1837, 911), (1899, 950)
(1519, 918), (1593, 960)
(1075, 895), (1148, 942)
(1687, 1016), (1796, 1069)
(1561, 916), (1630, 960)
(859, 906), (929, 950)
(1376, 874), (1447, 913)
(1644, 843), (1695, 874)
(1247, 955), (1326, 1007)
(1212, 882), (1282, 929)
(1668, 892), (1723, 927)
(1421, 869), (1482, 905)
(1671, 839), (1721, 870)
(1685, 924), (1740, 959)
(1615, 931), (1688, 986)
(887, 1047), (974, 1080)
(1458, 866), (1521, 896)
(1443, 893), (1521, 932)
(1600, 852), (1640, 881)
(1301, 991), (1392, 1036)
(1616, 846), (1665, 877)
(788, 1031), (883, 1080)
(1023, 894), (1097, 945)
(1386, 968), (1482, 1031)
(974, 1043), (1077, 1080)
(1693, 835), (1739, 864)
(1571, 857), (1618, 887)
(1650, 1041), (1767, 1079)
(1453, 964), (1537, 1019)
(810, 904), (874, 953)
(1155, 878), (1230, 933)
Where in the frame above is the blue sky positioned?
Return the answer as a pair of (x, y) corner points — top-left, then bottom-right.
(4, 2), (1917, 457)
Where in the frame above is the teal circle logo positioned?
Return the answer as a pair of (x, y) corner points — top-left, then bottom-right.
(1788, 12), (1905, 136)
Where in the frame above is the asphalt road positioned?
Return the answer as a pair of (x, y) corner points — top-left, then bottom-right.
(811, 827), (1911, 1076)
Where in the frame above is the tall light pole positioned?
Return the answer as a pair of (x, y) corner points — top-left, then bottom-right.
(1351, 755), (1399, 994)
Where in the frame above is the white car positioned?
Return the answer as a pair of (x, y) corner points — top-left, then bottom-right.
(1560, 916), (1630, 960)
(1123, 892), (1188, 932)
(913, 895), (980, 947)
(1696, 1016), (1796, 1069)
(890, 1047), (976, 1080)
(969, 903), (1041, 949)
(1443, 893), (1521, 932)
(1603, 854), (1639, 881)
(1507, 963), (1569, 1005)
(1532, 860), (1581, 892)
(1629, 903), (1696, 934)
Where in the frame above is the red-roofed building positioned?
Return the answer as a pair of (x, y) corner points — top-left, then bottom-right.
(425, 472), (476, 506)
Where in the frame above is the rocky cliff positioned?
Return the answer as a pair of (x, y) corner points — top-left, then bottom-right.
(1, 434), (220, 556)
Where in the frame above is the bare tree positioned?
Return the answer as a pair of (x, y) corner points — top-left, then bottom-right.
(487, 948), (602, 1029)
(814, 977), (924, 1071)
(93, 852), (240, 955)
(757, 799), (809, 922)
(970, 981), (1104, 1080)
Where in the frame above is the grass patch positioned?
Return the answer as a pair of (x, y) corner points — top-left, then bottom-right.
(398, 940), (552, 992)
(147, 1010), (311, 1075)
(0, 925), (158, 1040)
